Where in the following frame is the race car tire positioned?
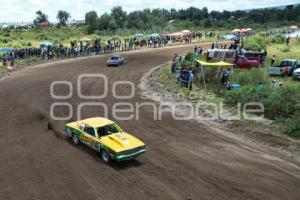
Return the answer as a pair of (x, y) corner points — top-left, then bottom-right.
(72, 134), (80, 145)
(101, 150), (111, 163)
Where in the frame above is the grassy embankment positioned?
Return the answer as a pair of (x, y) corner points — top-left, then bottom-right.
(154, 40), (300, 138)
(0, 25), (222, 49)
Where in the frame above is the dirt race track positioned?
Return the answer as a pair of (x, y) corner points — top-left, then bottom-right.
(0, 43), (300, 200)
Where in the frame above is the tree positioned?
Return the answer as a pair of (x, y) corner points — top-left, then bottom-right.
(98, 13), (113, 30)
(33, 10), (48, 25)
(108, 19), (118, 31)
(85, 11), (98, 34)
(57, 10), (71, 26)
(111, 6), (126, 28)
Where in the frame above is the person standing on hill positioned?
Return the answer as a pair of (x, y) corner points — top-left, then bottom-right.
(286, 36), (290, 45)
(188, 70), (194, 90)
(271, 55), (276, 66)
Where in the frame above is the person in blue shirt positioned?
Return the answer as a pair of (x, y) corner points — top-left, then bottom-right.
(188, 71), (194, 90)
(175, 68), (181, 84)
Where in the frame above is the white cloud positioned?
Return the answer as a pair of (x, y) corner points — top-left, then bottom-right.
(0, 0), (299, 22)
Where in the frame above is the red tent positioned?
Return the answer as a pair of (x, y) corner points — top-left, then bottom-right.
(39, 21), (49, 27)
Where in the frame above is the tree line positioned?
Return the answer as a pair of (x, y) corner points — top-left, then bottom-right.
(32, 4), (300, 33)
(85, 5), (300, 33)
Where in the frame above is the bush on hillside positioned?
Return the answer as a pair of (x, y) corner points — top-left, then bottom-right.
(185, 51), (194, 61)
(224, 86), (271, 106)
(264, 83), (300, 118)
(244, 35), (267, 51)
(277, 116), (300, 138)
(224, 82), (300, 137)
(267, 34), (285, 44)
(230, 68), (267, 86)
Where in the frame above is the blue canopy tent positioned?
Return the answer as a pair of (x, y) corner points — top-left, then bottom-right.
(40, 41), (54, 47)
(223, 34), (238, 41)
(134, 33), (144, 37)
(0, 47), (13, 53)
(149, 33), (160, 38)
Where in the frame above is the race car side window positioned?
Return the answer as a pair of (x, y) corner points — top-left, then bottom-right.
(84, 126), (96, 137)
(98, 127), (108, 137)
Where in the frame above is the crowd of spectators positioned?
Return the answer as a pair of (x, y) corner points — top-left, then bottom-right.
(0, 31), (215, 69)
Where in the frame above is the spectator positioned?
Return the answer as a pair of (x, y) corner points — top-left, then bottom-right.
(188, 70), (194, 90)
(220, 69), (226, 85)
(286, 36), (290, 45)
(170, 59), (176, 74)
(257, 82), (264, 90)
(175, 68), (181, 84)
(224, 68), (230, 85)
(271, 55), (276, 66)
(270, 80), (277, 89)
(226, 81), (232, 90)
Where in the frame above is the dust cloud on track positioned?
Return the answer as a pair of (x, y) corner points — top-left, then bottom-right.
(0, 43), (299, 200)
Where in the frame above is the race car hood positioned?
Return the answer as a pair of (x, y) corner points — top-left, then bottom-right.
(101, 132), (145, 153)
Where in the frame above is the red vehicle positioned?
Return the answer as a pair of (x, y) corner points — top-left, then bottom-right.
(235, 56), (260, 69)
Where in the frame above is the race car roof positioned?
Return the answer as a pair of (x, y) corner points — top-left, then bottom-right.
(80, 117), (114, 128)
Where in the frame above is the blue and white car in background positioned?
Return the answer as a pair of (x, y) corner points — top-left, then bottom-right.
(106, 55), (124, 67)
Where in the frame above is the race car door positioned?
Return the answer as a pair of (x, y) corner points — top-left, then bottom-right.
(82, 125), (99, 151)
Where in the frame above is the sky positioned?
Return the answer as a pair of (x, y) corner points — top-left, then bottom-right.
(0, 0), (300, 23)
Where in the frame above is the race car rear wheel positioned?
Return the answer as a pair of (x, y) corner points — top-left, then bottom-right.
(72, 134), (80, 145)
(101, 150), (111, 163)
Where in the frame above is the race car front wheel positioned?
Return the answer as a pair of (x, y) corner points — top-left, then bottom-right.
(101, 150), (111, 163)
(72, 134), (80, 145)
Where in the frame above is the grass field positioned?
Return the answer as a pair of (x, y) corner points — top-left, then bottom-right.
(0, 26), (221, 49)
(267, 40), (300, 62)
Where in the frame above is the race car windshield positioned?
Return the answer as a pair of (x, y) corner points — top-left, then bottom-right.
(97, 124), (121, 137)
(111, 57), (118, 60)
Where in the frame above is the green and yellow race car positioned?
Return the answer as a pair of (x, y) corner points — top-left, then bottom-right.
(65, 117), (146, 163)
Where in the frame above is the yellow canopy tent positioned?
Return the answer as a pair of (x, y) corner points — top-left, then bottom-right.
(196, 60), (233, 67)
(195, 60), (234, 89)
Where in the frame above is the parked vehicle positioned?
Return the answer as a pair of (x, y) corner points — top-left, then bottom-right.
(244, 52), (266, 63)
(293, 68), (300, 80)
(267, 59), (300, 76)
(65, 117), (146, 163)
(234, 56), (260, 69)
(106, 55), (124, 67)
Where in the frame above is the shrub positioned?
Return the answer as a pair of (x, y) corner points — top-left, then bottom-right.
(244, 35), (267, 51)
(281, 46), (290, 52)
(225, 82), (300, 136)
(185, 51), (194, 61)
(268, 34), (285, 44)
(277, 117), (300, 138)
(230, 68), (267, 86)
(224, 86), (271, 106)
(2, 38), (8, 43)
(264, 83), (300, 119)
(199, 66), (223, 84)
